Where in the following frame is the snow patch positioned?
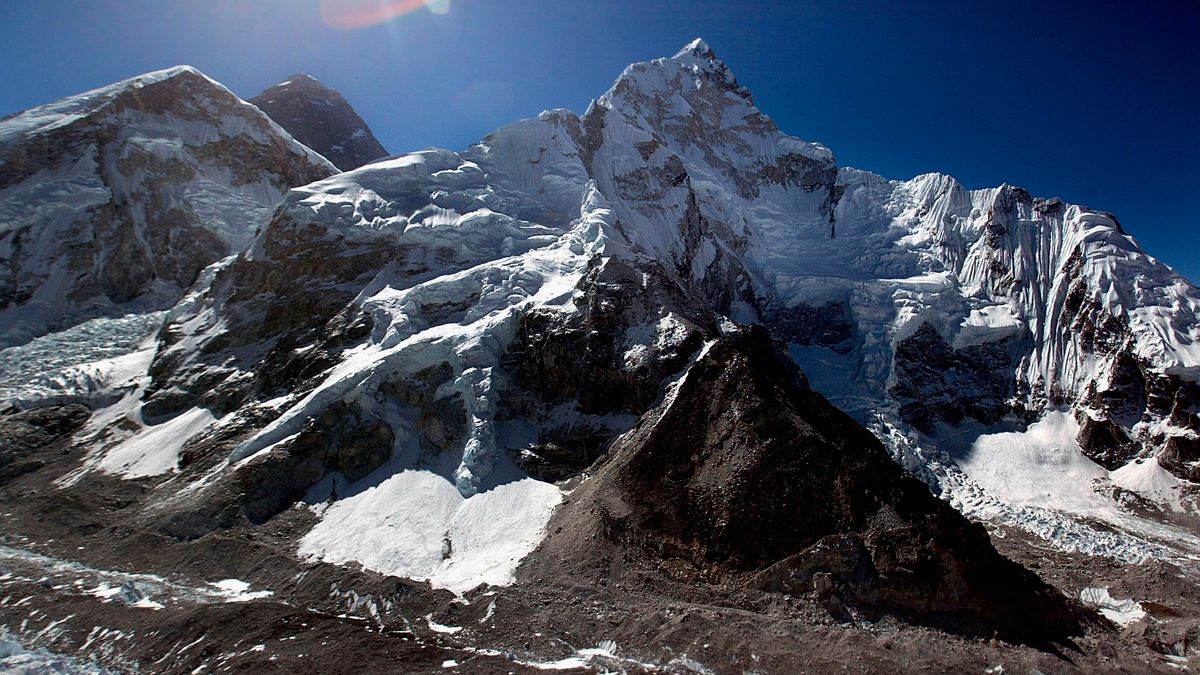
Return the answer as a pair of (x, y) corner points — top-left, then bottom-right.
(426, 615), (463, 634)
(1111, 458), (1191, 513)
(298, 471), (562, 594)
(958, 412), (1108, 512)
(98, 407), (216, 478)
(208, 579), (273, 603)
(1080, 587), (1146, 626)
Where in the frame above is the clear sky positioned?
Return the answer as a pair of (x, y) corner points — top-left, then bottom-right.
(3, 0), (1198, 279)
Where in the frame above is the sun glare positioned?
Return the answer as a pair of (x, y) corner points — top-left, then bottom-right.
(319, 0), (449, 29)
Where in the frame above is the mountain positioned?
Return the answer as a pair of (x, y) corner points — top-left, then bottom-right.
(1, 40), (1198, 672)
(0, 66), (336, 348)
(250, 73), (389, 171)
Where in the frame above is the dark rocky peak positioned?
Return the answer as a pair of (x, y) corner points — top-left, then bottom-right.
(255, 73), (336, 108)
(250, 73), (389, 171)
(525, 326), (1094, 645)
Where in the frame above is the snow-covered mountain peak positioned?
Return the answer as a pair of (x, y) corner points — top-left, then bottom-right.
(674, 37), (715, 59)
(26, 43), (1199, 592)
(1, 65), (215, 147)
(6, 44), (1200, 669)
(0, 65), (335, 347)
(597, 37), (750, 116)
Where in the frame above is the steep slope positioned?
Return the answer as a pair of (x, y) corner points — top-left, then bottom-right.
(0, 66), (336, 348)
(817, 170), (1200, 481)
(82, 38), (1197, 563)
(526, 327), (1088, 644)
(250, 74), (388, 171)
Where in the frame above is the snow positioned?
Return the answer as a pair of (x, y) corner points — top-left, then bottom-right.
(0, 66), (202, 145)
(97, 407), (216, 478)
(248, 38), (1199, 572)
(1079, 587), (1147, 626)
(426, 616), (463, 634)
(1111, 458), (1191, 513)
(957, 413), (1108, 511)
(39, 39), (1197, 584)
(0, 63), (332, 348)
(0, 631), (111, 674)
(953, 305), (1024, 349)
(299, 471), (562, 594)
(622, 313), (694, 370)
(85, 582), (163, 609)
(227, 129), (607, 495)
(0, 544), (273, 610)
(207, 579), (273, 602)
(0, 312), (163, 407)
(518, 641), (665, 672)
(940, 412), (1200, 562)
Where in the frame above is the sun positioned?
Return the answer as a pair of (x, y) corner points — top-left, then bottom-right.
(319, 0), (449, 30)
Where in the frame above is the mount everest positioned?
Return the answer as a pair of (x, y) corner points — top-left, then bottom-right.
(0, 39), (1197, 673)
(249, 73), (389, 171)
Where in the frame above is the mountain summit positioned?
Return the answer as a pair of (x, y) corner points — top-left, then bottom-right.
(0, 65), (334, 348)
(250, 73), (388, 171)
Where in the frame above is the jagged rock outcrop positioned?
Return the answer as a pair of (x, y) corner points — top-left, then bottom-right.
(0, 404), (89, 484)
(250, 74), (388, 171)
(0, 66), (335, 347)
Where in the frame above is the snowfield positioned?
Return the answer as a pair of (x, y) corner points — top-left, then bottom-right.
(300, 471), (562, 594)
(96, 407), (216, 478)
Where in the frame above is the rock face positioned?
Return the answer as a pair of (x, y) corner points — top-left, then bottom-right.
(826, 172), (1200, 482)
(0, 404), (89, 484)
(530, 327), (1087, 643)
(250, 74), (388, 171)
(0, 66), (335, 347)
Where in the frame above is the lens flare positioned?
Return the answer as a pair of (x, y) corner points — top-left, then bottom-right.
(319, 0), (450, 29)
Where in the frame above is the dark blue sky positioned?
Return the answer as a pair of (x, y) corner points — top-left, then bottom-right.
(3, 1), (1198, 279)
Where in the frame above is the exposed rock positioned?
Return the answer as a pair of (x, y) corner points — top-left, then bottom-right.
(1161, 435), (1200, 482)
(0, 404), (89, 483)
(1077, 415), (1134, 470)
(891, 322), (1022, 434)
(251, 73), (388, 171)
(529, 327), (1091, 644)
(767, 300), (854, 353)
